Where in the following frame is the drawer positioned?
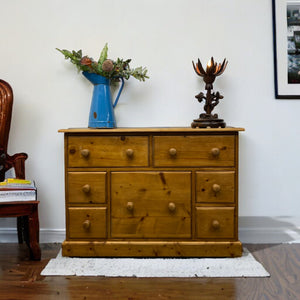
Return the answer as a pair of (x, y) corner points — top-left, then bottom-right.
(67, 172), (106, 204)
(67, 136), (149, 167)
(153, 135), (235, 167)
(196, 171), (235, 203)
(196, 207), (235, 239)
(68, 207), (107, 239)
(111, 171), (191, 238)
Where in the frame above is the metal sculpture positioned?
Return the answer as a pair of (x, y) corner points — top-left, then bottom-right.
(192, 57), (228, 128)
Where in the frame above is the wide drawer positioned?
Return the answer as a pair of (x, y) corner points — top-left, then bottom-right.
(196, 207), (235, 239)
(68, 207), (107, 239)
(111, 171), (191, 238)
(196, 171), (235, 203)
(153, 135), (235, 167)
(67, 136), (149, 167)
(67, 172), (107, 204)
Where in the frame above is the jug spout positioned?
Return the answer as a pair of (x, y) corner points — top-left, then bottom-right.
(82, 71), (110, 85)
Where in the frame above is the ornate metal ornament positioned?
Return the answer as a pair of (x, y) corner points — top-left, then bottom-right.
(192, 57), (228, 128)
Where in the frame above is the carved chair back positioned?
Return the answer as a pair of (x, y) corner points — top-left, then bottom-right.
(0, 79), (13, 154)
(0, 80), (27, 181)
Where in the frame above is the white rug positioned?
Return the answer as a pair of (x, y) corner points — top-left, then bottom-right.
(41, 248), (269, 278)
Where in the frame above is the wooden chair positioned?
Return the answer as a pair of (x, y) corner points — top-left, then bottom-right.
(0, 79), (41, 260)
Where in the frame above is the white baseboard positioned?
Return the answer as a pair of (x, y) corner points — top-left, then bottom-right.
(0, 228), (65, 243)
(0, 216), (300, 244)
(239, 216), (300, 243)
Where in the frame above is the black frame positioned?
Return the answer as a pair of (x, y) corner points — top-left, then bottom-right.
(272, 0), (300, 99)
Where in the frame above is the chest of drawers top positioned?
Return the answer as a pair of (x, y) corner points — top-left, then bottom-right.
(59, 127), (244, 134)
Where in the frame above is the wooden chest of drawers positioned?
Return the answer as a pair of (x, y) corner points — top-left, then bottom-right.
(59, 127), (244, 257)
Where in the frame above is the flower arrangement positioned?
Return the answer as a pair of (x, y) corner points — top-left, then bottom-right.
(56, 43), (149, 83)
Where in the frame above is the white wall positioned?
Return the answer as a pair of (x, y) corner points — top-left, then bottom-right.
(1, 0), (300, 239)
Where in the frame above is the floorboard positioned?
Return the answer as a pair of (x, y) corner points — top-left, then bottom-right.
(0, 243), (299, 299)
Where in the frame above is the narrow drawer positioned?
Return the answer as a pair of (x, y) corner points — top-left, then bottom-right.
(111, 171), (191, 238)
(196, 171), (235, 203)
(153, 135), (235, 167)
(68, 207), (107, 239)
(67, 136), (149, 167)
(67, 172), (106, 204)
(196, 207), (235, 239)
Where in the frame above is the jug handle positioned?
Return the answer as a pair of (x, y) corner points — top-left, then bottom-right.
(113, 77), (125, 108)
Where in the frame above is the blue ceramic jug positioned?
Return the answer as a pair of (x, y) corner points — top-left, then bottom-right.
(82, 71), (124, 128)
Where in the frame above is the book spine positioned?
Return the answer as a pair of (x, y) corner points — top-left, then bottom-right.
(0, 188), (36, 191)
(0, 190), (36, 202)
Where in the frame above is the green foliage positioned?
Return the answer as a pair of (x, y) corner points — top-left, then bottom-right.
(56, 44), (149, 83)
(98, 43), (108, 65)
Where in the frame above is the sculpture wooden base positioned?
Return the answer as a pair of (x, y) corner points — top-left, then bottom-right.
(191, 118), (226, 128)
(62, 240), (243, 258)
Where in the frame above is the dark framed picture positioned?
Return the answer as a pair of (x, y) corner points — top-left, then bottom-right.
(273, 0), (300, 98)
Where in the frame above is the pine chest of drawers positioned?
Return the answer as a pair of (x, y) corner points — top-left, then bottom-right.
(59, 127), (244, 257)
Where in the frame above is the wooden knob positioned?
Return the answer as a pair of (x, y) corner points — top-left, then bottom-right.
(126, 201), (134, 211)
(211, 220), (220, 230)
(168, 202), (176, 212)
(169, 148), (177, 157)
(81, 149), (90, 158)
(69, 146), (76, 154)
(211, 148), (220, 157)
(82, 184), (91, 193)
(126, 148), (134, 158)
(212, 184), (221, 193)
(82, 220), (91, 230)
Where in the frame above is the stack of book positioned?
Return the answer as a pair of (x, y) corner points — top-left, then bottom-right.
(0, 178), (37, 202)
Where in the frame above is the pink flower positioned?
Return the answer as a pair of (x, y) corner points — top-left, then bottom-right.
(80, 56), (93, 66)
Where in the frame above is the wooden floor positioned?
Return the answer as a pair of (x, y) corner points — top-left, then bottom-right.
(0, 243), (299, 299)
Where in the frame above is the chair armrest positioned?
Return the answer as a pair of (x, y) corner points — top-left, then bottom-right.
(0, 149), (28, 181)
(9, 152), (28, 179)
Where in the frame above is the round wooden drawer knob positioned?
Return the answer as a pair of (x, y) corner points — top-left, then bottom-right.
(126, 149), (134, 158)
(211, 220), (220, 230)
(82, 220), (91, 230)
(126, 201), (134, 211)
(168, 202), (176, 212)
(212, 184), (221, 193)
(211, 148), (220, 157)
(169, 148), (177, 157)
(82, 184), (91, 194)
(81, 149), (90, 158)
(69, 146), (76, 154)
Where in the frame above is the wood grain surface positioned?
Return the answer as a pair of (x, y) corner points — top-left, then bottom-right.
(62, 128), (242, 258)
(0, 243), (299, 299)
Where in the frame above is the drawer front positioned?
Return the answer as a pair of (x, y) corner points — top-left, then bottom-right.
(196, 171), (235, 204)
(67, 172), (107, 204)
(196, 207), (235, 239)
(68, 207), (107, 239)
(153, 135), (235, 167)
(111, 171), (191, 238)
(67, 136), (149, 167)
